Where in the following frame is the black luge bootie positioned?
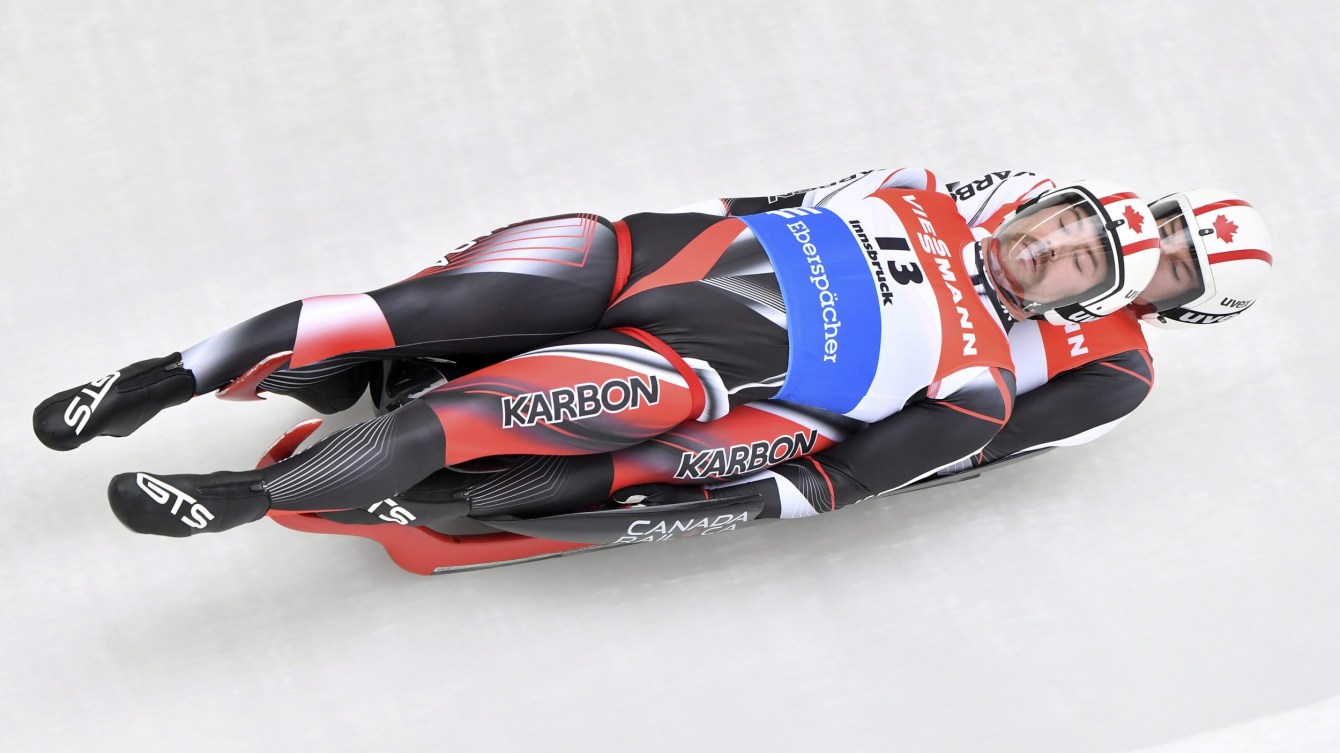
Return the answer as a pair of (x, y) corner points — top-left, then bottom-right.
(33, 353), (196, 451)
(108, 470), (271, 537)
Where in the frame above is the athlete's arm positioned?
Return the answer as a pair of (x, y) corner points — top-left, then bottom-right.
(668, 167), (940, 216)
(620, 367), (1015, 518)
(976, 348), (1153, 465)
(945, 169), (1058, 231)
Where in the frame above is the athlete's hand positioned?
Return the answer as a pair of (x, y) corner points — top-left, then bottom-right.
(611, 483), (714, 507)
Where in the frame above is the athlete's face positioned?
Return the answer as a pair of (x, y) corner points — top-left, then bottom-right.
(988, 200), (1110, 319)
(1134, 211), (1201, 309)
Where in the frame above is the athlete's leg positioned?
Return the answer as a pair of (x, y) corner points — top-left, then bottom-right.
(35, 214), (619, 450)
(373, 401), (860, 522)
(107, 329), (706, 536)
(184, 213), (618, 390)
(103, 211), (794, 535)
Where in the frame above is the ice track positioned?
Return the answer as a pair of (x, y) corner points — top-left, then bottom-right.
(3, 2), (1338, 751)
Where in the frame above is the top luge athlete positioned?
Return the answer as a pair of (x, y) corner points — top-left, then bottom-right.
(301, 169), (1274, 530)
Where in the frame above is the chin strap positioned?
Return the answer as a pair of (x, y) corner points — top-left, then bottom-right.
(968, 241), (1016, 331)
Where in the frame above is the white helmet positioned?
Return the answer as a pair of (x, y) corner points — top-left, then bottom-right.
(983, 179), (1162, 324)
(1133, 189), (1274, 328)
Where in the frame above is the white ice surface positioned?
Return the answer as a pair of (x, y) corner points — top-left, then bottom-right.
(3, 2), (1339, 751)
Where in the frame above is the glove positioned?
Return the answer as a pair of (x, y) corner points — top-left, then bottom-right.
(611, 483), (714, 507)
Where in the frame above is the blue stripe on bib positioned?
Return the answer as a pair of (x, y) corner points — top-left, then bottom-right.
(739, 208), (880, 415)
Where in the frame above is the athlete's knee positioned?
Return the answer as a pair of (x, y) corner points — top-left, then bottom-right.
(421, 330), (705, 459)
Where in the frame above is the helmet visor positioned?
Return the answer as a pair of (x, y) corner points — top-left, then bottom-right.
(985, 189), (1118, 317)
(1133, 195), (1208, 312)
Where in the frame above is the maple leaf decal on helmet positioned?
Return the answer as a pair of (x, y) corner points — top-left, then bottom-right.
(1121, 204), (1145, 234)
(1212, 214), (1239, 242)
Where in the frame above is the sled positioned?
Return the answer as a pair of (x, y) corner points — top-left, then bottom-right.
(259, 417), (1051, 575)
